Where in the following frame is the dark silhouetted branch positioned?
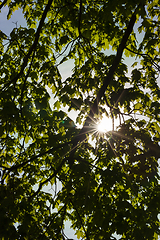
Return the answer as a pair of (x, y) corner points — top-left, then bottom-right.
(0, 0), (7, 10)
(125, 46), (160, 72)
(68, 9), (137, 166)
(2, 0), (54, 91)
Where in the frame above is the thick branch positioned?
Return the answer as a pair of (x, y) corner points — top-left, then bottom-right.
(0, 0), (7, 10)
(69, 11), (137, 166)
(78, 0), (83, 36)
(2, 0), (54, 91)
(90, 13), (136, 118)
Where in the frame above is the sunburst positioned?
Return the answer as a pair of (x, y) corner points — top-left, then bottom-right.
(96, 115), (113, 133)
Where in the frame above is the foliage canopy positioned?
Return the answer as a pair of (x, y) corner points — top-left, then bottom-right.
(0, 0), (160, 239)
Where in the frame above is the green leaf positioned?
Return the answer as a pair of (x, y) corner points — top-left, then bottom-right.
(54, 100), (61, 110)
(153, 122), (160, 132)
(76, 229), (84, 239)
(0, 30), (7, 39)
(131, 69), (141, 82)
(153, 233), (158, 240)
(60, 35), (69, 45)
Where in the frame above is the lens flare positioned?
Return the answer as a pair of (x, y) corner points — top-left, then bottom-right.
(97, 116), (113, 132)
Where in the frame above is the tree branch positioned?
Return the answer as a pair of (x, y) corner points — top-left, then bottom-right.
(0, 0), (7, 10)
(125, 46), (160, 72)
(69, 196), (90, 240)
(2, 0), (54, 91)
(28, 157), (66, 200)
(68, 9), (137, 166)
(8, 140), (72, 172)
(78, 0), (83, 36)
(20, 50), (35, 109)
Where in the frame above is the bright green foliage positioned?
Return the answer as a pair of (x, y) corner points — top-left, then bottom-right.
(0, 0), (160, 239)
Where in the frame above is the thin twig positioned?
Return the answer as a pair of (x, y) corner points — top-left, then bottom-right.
(125, 46), (160, 72)
(28, 158), (66, 200)
(9, 140), (72, 172)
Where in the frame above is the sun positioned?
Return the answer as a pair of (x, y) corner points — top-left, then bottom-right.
(97, 115), (113, 133)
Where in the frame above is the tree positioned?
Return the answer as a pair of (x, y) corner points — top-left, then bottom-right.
(0, 0), (160, 239)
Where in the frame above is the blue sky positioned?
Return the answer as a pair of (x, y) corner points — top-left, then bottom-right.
(0, 7), (26, 34)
